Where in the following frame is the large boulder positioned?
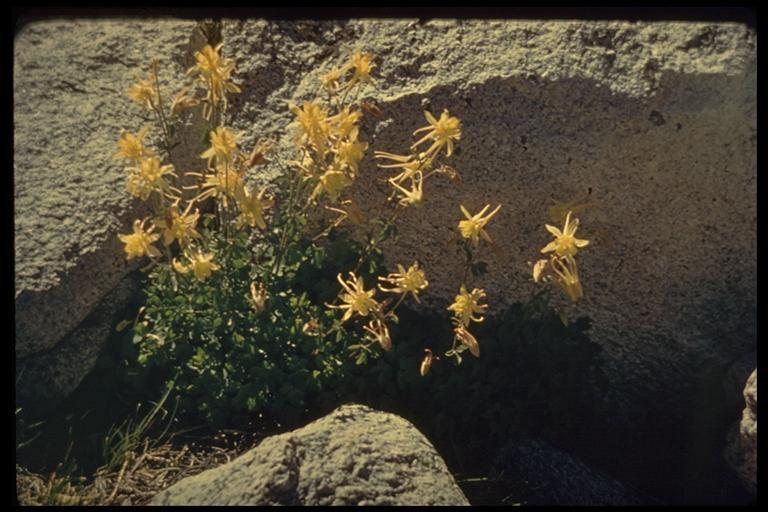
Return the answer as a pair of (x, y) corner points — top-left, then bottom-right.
(224, 18), (755, 494)
(14, 19), (201, 411)
(494, 438), (651, 505)
(724, 369), (756, 497)
(149, 404), (469, 506)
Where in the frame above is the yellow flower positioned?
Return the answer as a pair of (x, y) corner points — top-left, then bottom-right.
(389, 171), (423, 207)
(118, 219), (161, 260)
(541, 210), (589, 257)
(333, 132), (368, 176)
(173, 250), (221, 281)
(447, 285), (488, 327)
(236, 186), (274, 229)
(550, 254), (583, 302)
(378, 262), (429, 303)
(420, 349), (433, 377)
(327, 272), (379, 323)
(454, 326), (480, 357)
(312, 167), (353, 203)
(189, 165), (245, 206)
(325, 199), (366, 227)
(154, 200), (201, 247)
(458, 204), (501, 246)
(363, 318), (392, 351)
(186, 43), (241, 119)
(532, 258), (549, 283)
(374, 151), (427, 185)
(169, 87), (200, 117)
(411, 109), (461, 157)
(201, 127), (239, 168)
(290, 100), (330, 152)
(328, 107), (362, 139)
(113, 126), (154, 162)
(340, 50), (375, 93)
(126, 156), (177, 201)
(127, 77), (156, 109)
(320, 65), (348, 94)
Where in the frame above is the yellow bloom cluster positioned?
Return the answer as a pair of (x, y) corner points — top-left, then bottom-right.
(287, 52), (378, 209)
(186, 43), (241, 120)
(532, 210), (590, 303)
(374, 109), (462, 209)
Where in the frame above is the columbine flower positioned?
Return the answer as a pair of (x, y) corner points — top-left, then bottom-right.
(169, 87), (200, 116)
(420, 349), (433, 376)
(540, 210), (589, 258)
(327, 272), (379, 323)
(326, 199), (366, 227)
(328, 107), (362, 139)
(118, 218), (161, 260)
(186, 43), (241, 119)
(532, 258), (549, 283)
(127, 77), (157, 109)
(126, 156), (177, 201)
(363, 318), (392, 351)
(236, 186), (274, 230)
(550, 254), (583, 302)
(454, 326), (480, 357)
(113, 126), (154, 162)
(389, 171), (423, 207)
(290, 100), (330, 152)
(201, 127), (239, 168)
(173, 249), (221, 281)
(411, 109), (461, 157)
(448, 285), (488, 327)
(188, 165), (244, 206)
(378, 262), (429, 303)
(312, 166), (353, 203)
(320, 65), (348, 94)
(333, 131), (368, 177)
(154, 200), (201, 247)
(340, 50), (375, 93)
(374, 151), (428, 185)
(458, 204), (502, 246)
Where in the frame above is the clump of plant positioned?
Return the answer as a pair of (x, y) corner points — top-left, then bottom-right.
(115, 37), (596, 428)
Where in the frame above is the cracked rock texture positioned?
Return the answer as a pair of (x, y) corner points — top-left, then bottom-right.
(14, 19), (206, 410)
(149, 404), (470, 506)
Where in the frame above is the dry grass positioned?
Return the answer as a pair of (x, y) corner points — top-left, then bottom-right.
(16, 429), (259, 506)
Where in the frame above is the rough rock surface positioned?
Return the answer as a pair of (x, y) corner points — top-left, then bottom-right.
(13, 19), (756, 497)
(224, 18), (756, 489)
(14, 19), (202, 409)
(724, 369), (756, 497)
(15, 272), (141, 415)
(494, 438), (652, 505)
(149, 404), (469, 506)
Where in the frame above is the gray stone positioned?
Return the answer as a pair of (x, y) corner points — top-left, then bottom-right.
(14, 19), (201, 402)
(15, 272), (141, 415)
(724, 369), (756, 497)
(494, 438), (652, 506)
(149, 404), (469, 506)
(225, 18), (756, 461)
